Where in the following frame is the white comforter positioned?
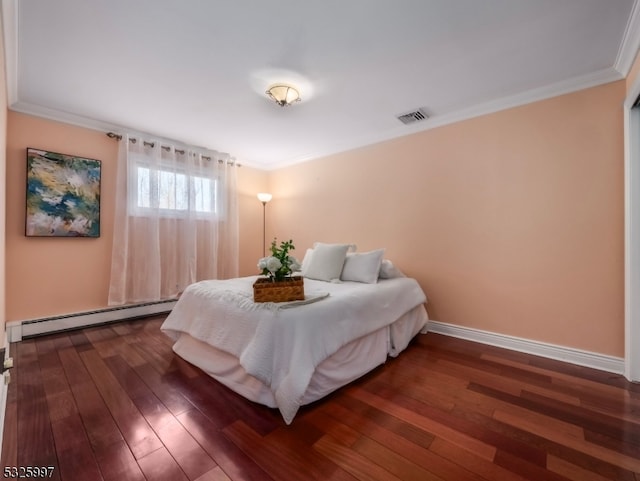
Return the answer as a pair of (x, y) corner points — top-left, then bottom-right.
(161, 275), (427, 423)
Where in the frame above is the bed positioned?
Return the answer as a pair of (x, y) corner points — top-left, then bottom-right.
(161, 252), (428, 424)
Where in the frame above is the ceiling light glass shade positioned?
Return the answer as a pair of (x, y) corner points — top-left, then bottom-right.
(266, 85), (301, 107)
(257, 192), (273, 203)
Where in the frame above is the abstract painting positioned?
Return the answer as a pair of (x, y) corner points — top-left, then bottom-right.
(26, 148), (101, 237)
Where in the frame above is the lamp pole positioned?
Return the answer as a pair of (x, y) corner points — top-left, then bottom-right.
(261, 201), (267, 257)
(257, 193), (272, 257)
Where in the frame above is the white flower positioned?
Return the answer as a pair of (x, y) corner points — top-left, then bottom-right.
(288, 256), (302, 272)
(257, 257), (269, 270)
(266, 256), (282, 273)
(257, 238), (298, 281)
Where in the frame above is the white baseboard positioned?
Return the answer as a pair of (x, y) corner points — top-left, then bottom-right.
(427, 320), (625, 375)
(6, 300), (177, 342)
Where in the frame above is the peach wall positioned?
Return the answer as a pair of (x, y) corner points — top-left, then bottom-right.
(5, 112), (267, 321)
(6, 113), (119, 321)
(2, 80), (627, 356)
(268, 81), (626, 357)
(237, 166), (269, 276)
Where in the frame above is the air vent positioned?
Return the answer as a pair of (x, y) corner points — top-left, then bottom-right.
(396, 108), (429, 125)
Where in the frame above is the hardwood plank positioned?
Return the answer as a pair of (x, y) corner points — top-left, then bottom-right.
(493, 450), (570, 481)
(49, 412), (91, 453)
(102, 354), (153, 401)
(449, 404), (639, 481)
(345, 386), (498, 461)
(313, 434), (405, 481)
(547, 455), (620, 481)
(580, 394), (640, 425)
(44, 358), (109, 481)
(194, 467), (233, 481)
(57, 346), (93, 386)
(15, 343), (59, 476)
(351, 435), (450, 481)
(58, 348), (124, 451)
(115, 356), (218, 481)
(16, 339), (38, 364)
(519, 390), (640, 451)
(415, 338), (553, 385)
(55, 445), (104, 481)
(177, 409), (275, 481)
(364, 365), (509, 420)
(137, 447), (189, 481)
(131, 362), (196, 417)
(480, 356), (640, 414)
(167, 368), (280, 435)
(41, 368), (78, 423)
(154, 417), (218, 480)
(470, 387), (587, 443)
(109, 335), (148, 368)
(80, 349), (163, 459)
(314, 406), (486, 481)
(93, 440), (146, 481)
(67, 331), (94, 351)
(304, 410), (361, 447)
(83, 325), (120, 344)
(327, 396), (437, 450)
(224, 419), (349, 481)
(429, 437), (529, 481)
(244, 416), (357, 480)
(49, 332), (74, 351)
(65, 381), (124, 450)
(494, 409), (640, 473)
(124, 331), (177, 374)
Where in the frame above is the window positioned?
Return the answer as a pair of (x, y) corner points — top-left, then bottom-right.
(133, 164), (218, 217)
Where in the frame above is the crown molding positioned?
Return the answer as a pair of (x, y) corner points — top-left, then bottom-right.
(615, 0), (640, 76)
(425, 67), (623, 130)
(10, 100), (126, 135)
(7, 66), (625, 173)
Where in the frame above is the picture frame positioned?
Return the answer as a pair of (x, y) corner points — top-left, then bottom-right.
(25, 148), (101, 237)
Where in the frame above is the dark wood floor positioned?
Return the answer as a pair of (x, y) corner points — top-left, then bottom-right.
(1, 316), (639, 481)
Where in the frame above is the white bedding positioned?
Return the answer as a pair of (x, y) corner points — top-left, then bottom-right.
(161, 275), (427, 423)
(171, 304), (428, 410)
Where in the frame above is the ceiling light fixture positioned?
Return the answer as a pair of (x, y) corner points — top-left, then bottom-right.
(266, 84), (301, 107)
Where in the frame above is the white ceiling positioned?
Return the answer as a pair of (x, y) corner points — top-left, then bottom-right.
(3, 0), (639, 169)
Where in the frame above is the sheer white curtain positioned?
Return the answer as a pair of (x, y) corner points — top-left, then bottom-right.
(108, 134), (239, 305)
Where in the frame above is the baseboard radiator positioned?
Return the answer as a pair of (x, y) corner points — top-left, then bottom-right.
(6, 299), (177, 342)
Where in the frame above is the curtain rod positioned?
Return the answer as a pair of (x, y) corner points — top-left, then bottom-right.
(106, 132), (240, 166)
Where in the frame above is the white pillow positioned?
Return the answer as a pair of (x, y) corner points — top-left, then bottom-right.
(301, 248), (314, 276)
(303, 243), (350, 281)
(379, 259), (406, 279)
(341, 249), (385, 284)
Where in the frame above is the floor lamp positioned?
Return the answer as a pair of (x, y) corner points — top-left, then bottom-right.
(257, 193), (272, 257)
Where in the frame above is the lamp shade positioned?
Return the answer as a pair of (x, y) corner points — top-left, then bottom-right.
(266, 85), (301, 107)
(257, 192), (273, 203)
